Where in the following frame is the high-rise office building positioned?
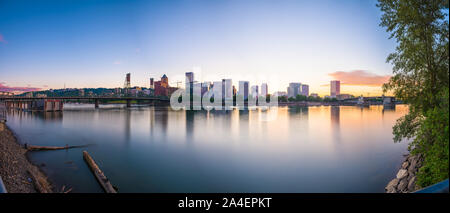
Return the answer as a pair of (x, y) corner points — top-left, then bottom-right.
(222, 79), (233, 100)
(201, 81), (210, 96)
(261, 83), (268, 97)
(213, 81), (223, 99)
(301, 84), (309, 97)
(238, 81), (249, 100)
(149, 78), (154, 89)
(185, 72), (194, 84)
(330, 80), (340, 97)
(251, 85), (259, 98)
(287, 83), (301, 98)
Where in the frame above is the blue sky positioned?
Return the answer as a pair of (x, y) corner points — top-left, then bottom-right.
(0, 0), (396, 95)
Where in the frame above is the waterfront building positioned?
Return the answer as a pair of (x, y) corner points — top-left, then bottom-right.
(238, 81), (249, 100)
(143, 89), (151, 96)
(185, 72), (194, 84)
(222, 79), (233, 100)
(201, 82), (210, 96)
(301, 84), (309, 97)
(330, 80), (340, 98)
(251, 85), (259, 98)
(185, 72), (194, 91)
(161, 74), (169, 88)
(287, 83), (301, 98)
(310, 93), (319, 98)
(213, 81), (223, 99)
(149, 78), (154, 89)
(273, 91), (287, 97)
(154, 74), (169, 96)
(261, 83), (268, 97)
(336, 94), (353, 100)
(185, 72), (195, 104)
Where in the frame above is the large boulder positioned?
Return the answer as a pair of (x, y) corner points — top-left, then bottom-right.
(396, 169), (408, 180)
(408, 159), (418, 173)
(401, 161), (409, 169)
(397, 179), (408, 192)
(408, 176), (417, 192)
(385, 178), (399, 193)
(408, 155), (417, 163)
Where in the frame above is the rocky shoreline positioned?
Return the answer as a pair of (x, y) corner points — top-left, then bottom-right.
(0, 122), (53, 193)
(385, 154), (424, 193)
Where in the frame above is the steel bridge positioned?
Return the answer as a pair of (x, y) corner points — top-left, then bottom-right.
(0, 96), (170, 109)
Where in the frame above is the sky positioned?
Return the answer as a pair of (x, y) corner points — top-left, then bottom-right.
(0, 0), (397, 96)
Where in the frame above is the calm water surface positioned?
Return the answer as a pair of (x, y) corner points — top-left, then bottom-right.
(6, 104), (409, 192)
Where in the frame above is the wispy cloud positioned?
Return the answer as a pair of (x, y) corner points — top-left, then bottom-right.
(328, 70), (390, 87)
(113, 60), (122, 65)
(0, 83), (41, 93)
(0, 33), (7, 44)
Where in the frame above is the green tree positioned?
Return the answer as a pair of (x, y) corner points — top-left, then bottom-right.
(378, 0), (449, 187)
(278, 96), (288, 102)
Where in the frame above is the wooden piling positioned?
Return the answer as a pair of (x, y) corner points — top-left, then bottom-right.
(82, 151), (117, 193)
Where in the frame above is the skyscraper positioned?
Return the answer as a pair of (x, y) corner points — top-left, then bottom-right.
(301, 84), (309, 97)
(149, 78), (154, 89)
(261, 83), (268, 97)
(213, 81), (222, 99)
(185, 72), (194, 84)
(287, 83), (301, 98)
(251, 85), (259, 98)
(238, 81), (249, 100)
(222, 79), (233, 100)
(330, 80), (340, 97)
(201, 82), (210, 96)
(124, 73), (131, 95)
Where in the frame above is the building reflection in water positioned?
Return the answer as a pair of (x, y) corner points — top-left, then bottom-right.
(287, 107), (309, 135)
(124, 109), (131, 144)
(37, 111), (64, 123)
(330, 106), (340, 141)
(185, 110), (196, 141)
(382, 104), (396, 113)
(155, 107), (169, 139)
(149, 107), (155, 136)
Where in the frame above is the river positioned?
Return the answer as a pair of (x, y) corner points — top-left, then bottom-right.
(5, 104), (409, 192)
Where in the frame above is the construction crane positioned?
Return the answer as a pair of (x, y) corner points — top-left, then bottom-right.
(171, 81), (182, 88)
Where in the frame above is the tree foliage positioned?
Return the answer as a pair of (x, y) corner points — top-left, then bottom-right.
(378, 0), (449, 187)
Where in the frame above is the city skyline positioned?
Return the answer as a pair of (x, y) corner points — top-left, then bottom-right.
(0, 0), (395, 96)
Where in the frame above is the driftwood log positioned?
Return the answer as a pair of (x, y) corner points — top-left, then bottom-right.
(83, 151), (117, 193)
(25, 144), (90, 151)
(27, 169), (52, 193)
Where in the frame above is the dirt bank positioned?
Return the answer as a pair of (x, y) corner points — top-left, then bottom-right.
(0, 122), (52, 193)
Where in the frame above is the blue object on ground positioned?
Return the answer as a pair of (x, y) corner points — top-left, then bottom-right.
(0, 176), (7, 193)
(415, 179), (449, 193)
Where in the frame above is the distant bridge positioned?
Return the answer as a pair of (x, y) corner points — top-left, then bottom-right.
(0, 96), (170, 109)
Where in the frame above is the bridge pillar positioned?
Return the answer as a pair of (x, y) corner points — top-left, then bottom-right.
(126, 99), (131, 108)
(94, 99), (99, 109)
